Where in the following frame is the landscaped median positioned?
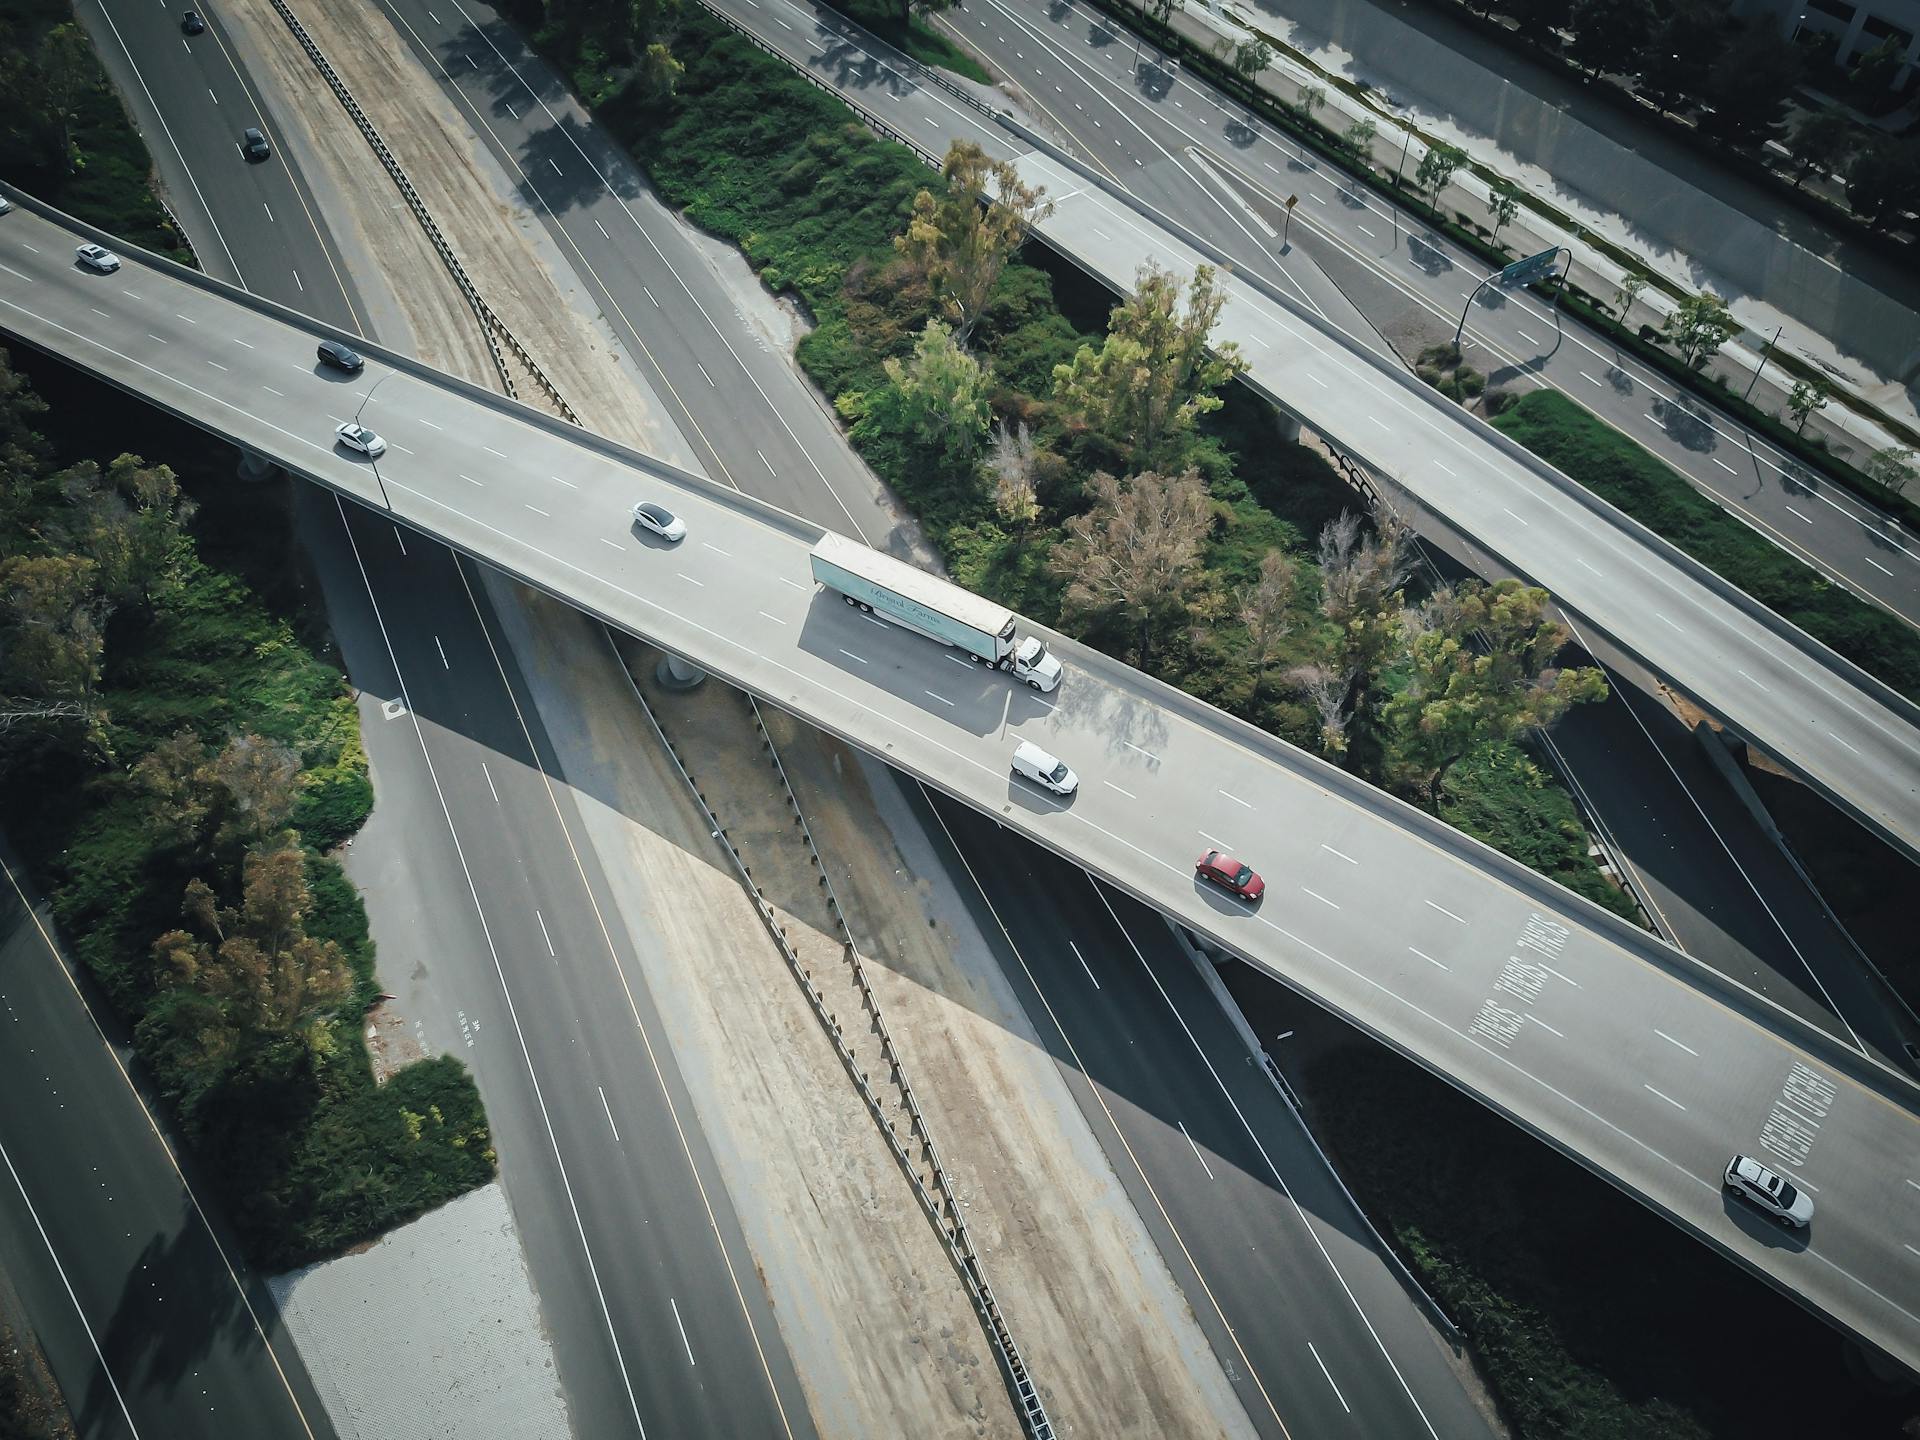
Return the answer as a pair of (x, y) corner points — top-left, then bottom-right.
(1491, 391), (1920, 703)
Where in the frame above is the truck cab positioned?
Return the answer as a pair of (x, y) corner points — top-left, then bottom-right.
(1009, 636), (1062, 692)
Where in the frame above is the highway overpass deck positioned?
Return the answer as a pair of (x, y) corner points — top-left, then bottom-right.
(2, 193), (1918, 1374)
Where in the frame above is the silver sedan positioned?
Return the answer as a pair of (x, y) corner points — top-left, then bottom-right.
(334, 421), (387, 458)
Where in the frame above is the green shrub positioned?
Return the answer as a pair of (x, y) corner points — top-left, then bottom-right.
(1493, 391), (1920, 701)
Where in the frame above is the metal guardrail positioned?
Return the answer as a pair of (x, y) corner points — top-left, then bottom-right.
(264, 0), (581, 424)
(615, 643), (1052, 1439)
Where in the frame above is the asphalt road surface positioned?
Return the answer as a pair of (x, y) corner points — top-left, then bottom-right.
(701, 0), (1920, 868)
(0, 846), (337, 1440)
(5, 207), (1915, 1370)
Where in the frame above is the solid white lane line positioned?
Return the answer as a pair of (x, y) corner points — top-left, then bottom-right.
(481, 760), (499, 803)
(1408, 946), (1448, 970)
(1178, 1121), (1216, 1180)
(1424, 900), (1466, 923)
(1217, 789), (1252, 809)
(1644, 1084), (1687, 1111)
(1655, 1029), (1699, 1056)
(434, 636), (450, 669)
(1301, 887), (1340, 910)
(536, 910), (555, 956)
(1307, 1342), (1351, 1414)
(1070, 939), (1099, 989)
(598, 1086), (620, 1144)
(837, 648), (867, 663)
(1103, 780), (1136, 798)
(670, 1297), (696, 1366)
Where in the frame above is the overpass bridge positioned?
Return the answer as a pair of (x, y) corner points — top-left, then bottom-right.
(3, 192), (1918, 1373)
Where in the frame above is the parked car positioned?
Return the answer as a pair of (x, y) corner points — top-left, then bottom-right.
(1724, 1154), (1814, 1228)
(0, 196), (13, 216)
(316, 339), (364, 373)
(75, 244), (121, 273)
(334, 422), (387, 458)
(241, 128), (271, 162)
(631, 500), (687, 542)
(181, 10), (205, 33)
(1196, 849), (1265, 901)
(1011, 740), (1078, 796)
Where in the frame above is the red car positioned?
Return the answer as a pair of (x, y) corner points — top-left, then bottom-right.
(1196, 850), (1265, 901)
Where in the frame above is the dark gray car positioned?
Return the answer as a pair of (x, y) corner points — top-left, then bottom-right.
(241, 128), (271, 162)
(316, 339), (364, 374)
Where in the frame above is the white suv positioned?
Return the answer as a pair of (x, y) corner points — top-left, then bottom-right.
(1724, 1154), (1814, 1228)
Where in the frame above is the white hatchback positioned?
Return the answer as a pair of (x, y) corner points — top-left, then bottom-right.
(631, 500), (687, 543)
(334, 421), (387, 458)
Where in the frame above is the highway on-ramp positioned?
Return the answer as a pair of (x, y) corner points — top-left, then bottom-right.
(4, 201), (1915, 1371)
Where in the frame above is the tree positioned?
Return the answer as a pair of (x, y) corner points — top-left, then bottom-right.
(1612, 273), (1648, 320)
(1487, 180), (1521, 245)
(894, 0), (958, 28)
(149, 837), (354, 1041)
(1566, 0), (1654, 78)
(1662, 290), (1737, 368)
(1786, 377), (1831, 434)
(1788, 110), (1854, 190)
(46, 453), (192, 605)
(1638, 0), (1729, 116)
(1147, 0), (1180, 31)
(1234, 549), (1296, 695)
(895, 141), (1054, 347)
(1051, 262), (1244, 472)
(1414, 142), (1468, 206)
(1865, 446), (1917, 497)
(1697, 27), (1800, 148)
(633, 42), (685, 106)
(1846, 138), (1920, 230)
(1315, 503), (1416, 760)
(1381, 579), (1608, 800)
(1051, 469), (1213, 666)
(0, 551), (106, 742)
(135, 729), (303, 860)
(842, 319), (992, 474)
(1340, 118), (1378, 158)
(1295, 84), (1327, 125)
(1230, 38), (1275, 91)
(33, 25), (96, 174)
(987, 419), (1040, 530)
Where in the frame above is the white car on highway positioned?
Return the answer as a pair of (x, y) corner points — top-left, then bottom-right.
(334, 421), (387, 458)
(1724, 1154), (1814, 1228)
(75, 243), (121, 273)
(631, 500), (687, 542)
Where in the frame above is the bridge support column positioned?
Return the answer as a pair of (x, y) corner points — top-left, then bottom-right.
(236, 449), (279, 483)
(656, 653), (707, 691)
(1274, 409), (1302, 445)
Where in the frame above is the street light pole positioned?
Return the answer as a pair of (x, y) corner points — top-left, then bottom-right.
(355, 371), (395, 510)
(1743, 325), (1786, 402)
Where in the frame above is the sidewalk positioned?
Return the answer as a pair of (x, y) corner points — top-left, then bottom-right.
(1143, 0), (1920, 454)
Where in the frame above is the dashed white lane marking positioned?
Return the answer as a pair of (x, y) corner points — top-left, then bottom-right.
(1070, 940), (1099, 989)
(1644, 1084), (1687, 1111)
(644, 286), (659, 306)
(1121, 741), (1159, 761)
(231, 337), (253, 348)
(261, 385), (283, 396)
(1580, 371), (1601, 385)
(598, 1086), (620, 1144)
(779, 577), (808, 590)
(697, 362), (714, 386)
(175, 313), (197, 324)
(1307, 1342), (1350, 1414)
(1356, 224), (1376, 238)
(924, 689), (955, 706)
(701, 541), (732, 557)
(1826, 730), (1861, 755)
(549, 475), (577, 489)
(1515, 329), (1539, 345)
(1408, 946), (1448, 970)
(548, 158), (562, 175)
(1306, 374), (1328, 387)
(837, 647), (866, 663)
(1301, 887), (1340, 910)
(524, 504), (548, 517)
(1737, 669), (1770, 691)
(1866, 556), (1895, 576)
(392, 526), (408, 556)
(1577, 556), (1602, 574)
(417, 419), (443, 430)
(483, 445), (507, 458)
(759, 450), (776, 475)
(1310, 192), (1326, 204)
(670, 1297), (695, 1366)
(1198, 829), (1234, 851)
(1655, 1029), (1699, 1056)
(459, 474), (483, 488)
(1103, 780), (1136, 799)
(1177, 1121), (1216, 1180)
(1785, 505), (1812, 522)
(1502, 508), (1528, 524)
(1424, 900), (1466, 923)
(1217, 789), (1252, 809)
(757, 610), (787, 626)
(599, 537), (625, 552)
(1712, 457), (1738, 474)
(1530, 1016), (1564, 1037)
(147, 334), (168, 344)
(205, 360), (227, 371)
(536, 910), (555, 956)
(1433, 460), (1456, 476)
(480, 759), (498, 803)
(678, 573), (705, 588)
(1320, 844), (1357, 864)
(434, 635), (450, 669)
(1654, 612), (1682, 630)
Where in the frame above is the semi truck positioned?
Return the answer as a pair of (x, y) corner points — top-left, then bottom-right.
(808, 533), (1063, 692)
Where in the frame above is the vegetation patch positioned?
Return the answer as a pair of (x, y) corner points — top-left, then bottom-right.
(817, 0), (991, 84)
(1492, 390), (1920, 702)
(0, 344), (492, 1269)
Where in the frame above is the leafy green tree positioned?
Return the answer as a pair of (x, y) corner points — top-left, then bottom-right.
(1662, 290), (1738, 368)
(634, 42), (685, 105)
(895, 140), (1053, 346)
(1611, 273), (1648, 319)
(1234, 549), (1297, 696)
(1381, 579), (1607, 801)
(46, 454), (192, 606)
(1315, 504), (1415, 763)
(0, 551), (106, 744)
(1788, 110), (1855, 190)
(32, 24), (97, 174)
(1052, 262), (1244, 472)
(1051, 468), (1214, 667)
(1697, 26), (1800, 148)
(1487, 180), (1521, 244)
(1295, 84), (1327, 124)
(135, 729), (303, 860)
(1340, 118), (1378, 158)
(1638, 0), (1729, 116)
(1865, 446), (1917, 497)
(843, 319), (991, 472)
(1414, 142), (1468, 206)
(1845, 138), (1920, 230)
(1566, 0), (1654, 78)
(1230, 37), (1275, 90)
(1786, 377), (1831, 434)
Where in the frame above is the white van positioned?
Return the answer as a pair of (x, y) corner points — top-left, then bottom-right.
(1011, 740), (1078, 796)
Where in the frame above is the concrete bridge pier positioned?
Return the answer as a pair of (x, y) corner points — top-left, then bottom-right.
(656, 653), (707, 691)
(236, 449), (279, 482)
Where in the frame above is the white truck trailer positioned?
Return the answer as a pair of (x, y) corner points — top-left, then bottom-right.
(809, 533), (1063, 692)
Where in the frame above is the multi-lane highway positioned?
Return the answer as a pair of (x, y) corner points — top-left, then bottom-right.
(0, 845), (336, 1440)
(699, 0), (1920, 870)
(5, 201), (1914, 1371)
